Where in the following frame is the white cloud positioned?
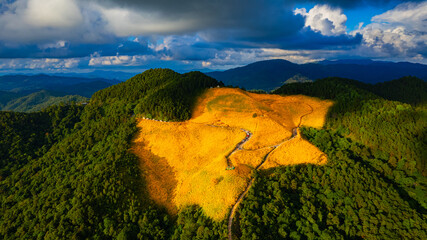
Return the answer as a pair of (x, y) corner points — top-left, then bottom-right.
(0, 57), (80, 70)
(88, 55), (152, 66)
(201, 61), (211, 67)
(0, 0), (100, 43)
(25, 0), (83, 28)
(352, 2), (427, 60)
(95, 5), (196, 36)
(294, 5), (347, 36)
(372, 1), (427, 32)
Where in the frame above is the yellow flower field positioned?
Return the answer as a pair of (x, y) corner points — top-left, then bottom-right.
(133, 88), (333, 220)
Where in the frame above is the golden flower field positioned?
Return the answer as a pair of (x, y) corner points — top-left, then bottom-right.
(133, 88), (333, 220)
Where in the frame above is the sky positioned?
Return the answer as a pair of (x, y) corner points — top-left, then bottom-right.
(0, 0), (426, 74)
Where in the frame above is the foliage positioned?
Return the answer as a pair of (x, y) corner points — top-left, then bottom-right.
(273, 77), (427, 206)
(1, 90), (88, 112)
(92, 69), (222, 121)
(371, 76), (427, 105)
(0, 104), (84, 178)
(171, 205), (227, 240)
(237, 128), (426, 240)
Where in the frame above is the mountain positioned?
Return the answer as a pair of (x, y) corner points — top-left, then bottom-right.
(207, 59), (427, 91)
(0, 91), (21, 108)
(0, 74), (120, 97)
(0, 69), (425, 239)
(284, 74), (313, 84)
(52, 70), (137, 81)
(1, 90), (88, 112)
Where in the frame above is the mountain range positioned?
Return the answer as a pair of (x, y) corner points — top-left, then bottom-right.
(207, 59), (427, 91)
(0, 74), (119, 112)
(0, 74), (120, 97)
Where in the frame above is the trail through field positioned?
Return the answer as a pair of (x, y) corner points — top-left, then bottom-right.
(227, 103), (313, 240)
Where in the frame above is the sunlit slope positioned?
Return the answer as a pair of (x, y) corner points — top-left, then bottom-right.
(261, 129), (327, 169)
(134, 88), (333, 220)
(134, 120), (248, 219)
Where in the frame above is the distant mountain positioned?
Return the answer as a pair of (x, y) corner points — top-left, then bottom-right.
(284, 74), (313, 85)
(0, 74), (120, 97)
(207, 59), (427, 91)
(0, 91), (21, 108)
(52, 70), (137, 81)
(1, 90), (87, 112)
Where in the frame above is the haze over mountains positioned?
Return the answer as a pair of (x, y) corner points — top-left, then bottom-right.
(0, 74), (118, 112)
(207, 59), (427, 91)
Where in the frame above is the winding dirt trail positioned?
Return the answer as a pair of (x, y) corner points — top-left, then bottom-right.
(227, 103), (314, 240)
(226, 129), (252, 169)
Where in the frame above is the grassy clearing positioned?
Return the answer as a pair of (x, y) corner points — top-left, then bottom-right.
(134, 88), (333, 220)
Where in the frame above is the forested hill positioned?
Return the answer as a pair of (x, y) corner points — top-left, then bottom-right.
(273, 76), (427, 105)
(228, 76), (427, 239)
(0, 69), (221, 239)
(0, 90), (88, 112)
(273, 76), (427, 174)
(1, 69), (426, 239)
(92, 68), (223, 121)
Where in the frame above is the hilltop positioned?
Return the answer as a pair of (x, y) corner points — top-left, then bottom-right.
(134, 88), (332, 220)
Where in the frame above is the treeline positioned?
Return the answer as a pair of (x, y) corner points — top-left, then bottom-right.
(237, 128), (426, 239)
(0, 69), (222, 239)
(92, 69), (222, 121)
(1, 90), (88, 112)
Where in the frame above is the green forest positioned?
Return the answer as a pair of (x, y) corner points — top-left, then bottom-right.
(0, 70), (426, 239)
(0, 90), (88, 113)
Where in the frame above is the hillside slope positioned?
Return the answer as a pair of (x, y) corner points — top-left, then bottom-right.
(1, 90), (87, 112)
(134, 88), (332, 220)
(274, 77), (427, 204)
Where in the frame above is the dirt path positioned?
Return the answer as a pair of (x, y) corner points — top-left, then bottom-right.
(226, 129), (252, 168)
(227, 104), (314, 240)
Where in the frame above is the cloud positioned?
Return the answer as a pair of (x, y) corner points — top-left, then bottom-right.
(0, 38), (152, 58)
(372, 1), (427, 32)
(0, 57), (80, 70)
(95, 5), (197, 36)
(301, 0), (426, 8)
(25, 0), (83, 28)
(0, 0), (113, 43)
(0, 0), (425, 71)
(294, 4), (347, 36)
(353, 1), (427, 60)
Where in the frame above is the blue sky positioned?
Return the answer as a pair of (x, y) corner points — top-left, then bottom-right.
(0, 0), (425, 74)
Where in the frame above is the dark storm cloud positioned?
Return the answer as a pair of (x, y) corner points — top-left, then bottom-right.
(93, 0), (304, 39)
(305, 0), (426, 8)
(0, 39), (153, 58)
(277, 30), (363, 50)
